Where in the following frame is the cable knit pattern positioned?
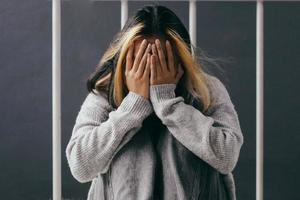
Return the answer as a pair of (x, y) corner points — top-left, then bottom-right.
(65, 74), (244, 200)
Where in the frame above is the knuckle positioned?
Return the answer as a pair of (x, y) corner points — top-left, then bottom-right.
(132, 73), (139, 79)
(127, 71), (134, 77)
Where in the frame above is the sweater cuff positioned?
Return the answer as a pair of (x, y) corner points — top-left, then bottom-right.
(150, 83), (177, 103)
(118, 91), (153, 118)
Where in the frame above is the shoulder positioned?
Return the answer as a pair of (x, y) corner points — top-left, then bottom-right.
(75, 90), (113, 123)
(81, 89), (113, 111)
(203, 73), (234, 106)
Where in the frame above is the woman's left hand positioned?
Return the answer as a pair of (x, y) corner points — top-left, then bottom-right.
(149, 39), (184, 85)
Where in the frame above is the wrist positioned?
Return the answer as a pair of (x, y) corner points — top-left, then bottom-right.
(149, 83), (176, 103)
(118, 91), (153, 118)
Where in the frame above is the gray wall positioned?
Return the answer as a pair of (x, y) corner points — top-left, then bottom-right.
(0, 0), (299, 199)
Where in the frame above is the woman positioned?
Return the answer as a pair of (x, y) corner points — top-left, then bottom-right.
(65, 4), (244, 200)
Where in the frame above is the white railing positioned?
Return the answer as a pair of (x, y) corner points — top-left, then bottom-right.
(52, 0), (61, 200)
(52, 0), (267, 200)
(256, 1), (264, 200)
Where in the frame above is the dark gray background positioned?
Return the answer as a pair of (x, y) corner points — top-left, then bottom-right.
(0, 0), (299, 199)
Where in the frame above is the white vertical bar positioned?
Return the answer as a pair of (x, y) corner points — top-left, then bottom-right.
(189, 0), (196, 57)
(52, 0), (62, 200)
(121, 0), (128, 29)
(256, 1), (264, 200)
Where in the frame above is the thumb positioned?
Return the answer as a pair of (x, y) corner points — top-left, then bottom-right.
(176, 63), (184, 81)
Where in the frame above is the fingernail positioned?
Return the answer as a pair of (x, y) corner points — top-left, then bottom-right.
(143, 39), (147, 45)
(152, 44), (156, 52)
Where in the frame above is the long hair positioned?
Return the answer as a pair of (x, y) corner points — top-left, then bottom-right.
(86, 4), (229, 199)
(86, 4), (227, 113)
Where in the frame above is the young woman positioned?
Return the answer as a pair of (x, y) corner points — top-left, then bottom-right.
(66, 4), (244, 200)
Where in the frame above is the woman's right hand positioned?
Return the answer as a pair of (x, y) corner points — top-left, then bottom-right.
(125, 39), (152, 100)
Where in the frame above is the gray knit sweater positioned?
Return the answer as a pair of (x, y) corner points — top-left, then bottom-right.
(65, 73), (244, 200)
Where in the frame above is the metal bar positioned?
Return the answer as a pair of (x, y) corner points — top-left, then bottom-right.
(52, 0), (62, 200)
(256, 1), (264, 200)
(121, 0), (128, 29)
(189, 0), (197, 57)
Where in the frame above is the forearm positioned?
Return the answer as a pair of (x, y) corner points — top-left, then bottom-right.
(66, 91), (153, 183)
(150, 83), (244, 174)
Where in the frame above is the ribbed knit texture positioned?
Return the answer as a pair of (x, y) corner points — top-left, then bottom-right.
(65, 91), (153, 182)
(65, 73), (244, 200)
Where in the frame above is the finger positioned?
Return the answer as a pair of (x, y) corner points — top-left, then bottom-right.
(150, 54), (157, 83)
(151, 44), (162, 74)
(166, 40), (175, 73)
(176, 63), (184, 81)
(151, 43), (158, 57)
(155, 39), (168, 72)
(143, 53), (151, 79)
(132, 39), (148, 72)
(136, 44), (151, 77)
(125, 43), (134, 75)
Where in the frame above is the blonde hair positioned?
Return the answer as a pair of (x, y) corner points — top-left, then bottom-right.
(93, 22), (216, 113)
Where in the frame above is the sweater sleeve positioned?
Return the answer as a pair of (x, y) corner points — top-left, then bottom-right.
(65, 91), (153, 183)
(149, 75), (244, 175)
